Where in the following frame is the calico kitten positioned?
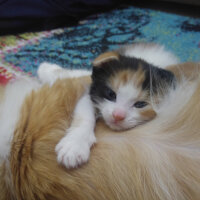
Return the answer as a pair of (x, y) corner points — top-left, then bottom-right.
(90, 52), (176, 131)
(37, 43), (178, 169)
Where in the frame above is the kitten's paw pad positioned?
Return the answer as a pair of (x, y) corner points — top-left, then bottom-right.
(37, 62), (62, 83)
(55, 137), (90, 169)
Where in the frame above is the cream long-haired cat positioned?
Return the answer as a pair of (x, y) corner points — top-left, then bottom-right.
(1, 43), (200, 200)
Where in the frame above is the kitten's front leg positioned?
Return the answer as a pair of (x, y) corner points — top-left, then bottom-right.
(55, 93), (96, 168)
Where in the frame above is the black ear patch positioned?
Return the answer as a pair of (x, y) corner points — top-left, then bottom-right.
(143, 66), (176, 94)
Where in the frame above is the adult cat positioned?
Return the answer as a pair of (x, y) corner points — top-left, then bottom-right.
(0, 61), (200, 200)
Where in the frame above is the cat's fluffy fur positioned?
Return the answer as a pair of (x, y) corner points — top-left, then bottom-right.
(0, 43), (200, 199)
(92, 43), (179, 68)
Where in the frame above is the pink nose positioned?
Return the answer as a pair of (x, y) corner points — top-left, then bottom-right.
(112, 109), (126, 122)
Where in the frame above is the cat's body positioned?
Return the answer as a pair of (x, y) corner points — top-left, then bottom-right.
(0, 60), (200, 200)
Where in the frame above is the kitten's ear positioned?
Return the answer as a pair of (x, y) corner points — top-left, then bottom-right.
(152, 68), (176, 93)
(92, 51), (119, 67)
(156, 68), (175, 85)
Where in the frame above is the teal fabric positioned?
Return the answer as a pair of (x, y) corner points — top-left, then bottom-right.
(3, 6), (200, 75)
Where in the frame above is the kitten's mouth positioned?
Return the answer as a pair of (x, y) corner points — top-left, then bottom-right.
(107, 119), (138, 131)
(107, 121), (126, 131)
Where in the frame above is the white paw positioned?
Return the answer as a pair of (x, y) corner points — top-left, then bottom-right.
(56, 137), (90, 168)
(55, 133), (96, 169)
(37, 62), (62, 84)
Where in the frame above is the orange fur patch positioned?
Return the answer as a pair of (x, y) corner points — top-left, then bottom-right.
(93, 51), (119, 67)
(109, 67), (145, 92)
(167, 62), (200, 82)
(140, 109), (156, 120)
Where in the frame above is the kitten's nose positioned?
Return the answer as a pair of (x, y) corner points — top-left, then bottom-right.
(112, 109), (126, 122)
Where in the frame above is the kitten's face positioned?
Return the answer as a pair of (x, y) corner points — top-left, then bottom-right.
(90, 53), (175, 131)
(91, 69), (156, 131)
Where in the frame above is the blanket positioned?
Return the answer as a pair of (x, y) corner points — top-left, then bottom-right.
(0, 6), (199, 81)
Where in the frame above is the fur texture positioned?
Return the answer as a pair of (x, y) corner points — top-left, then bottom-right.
(118, 43), (179, 68)
(0, 61), (200, 200)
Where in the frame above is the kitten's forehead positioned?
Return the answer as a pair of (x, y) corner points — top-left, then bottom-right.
(109, 67), (145, 93)
(117, 83), (140, 102)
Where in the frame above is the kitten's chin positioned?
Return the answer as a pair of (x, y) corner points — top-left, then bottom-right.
(106, 121), (135, 131)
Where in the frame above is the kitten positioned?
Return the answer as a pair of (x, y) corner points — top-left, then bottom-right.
(90, 42), (178, 131)
(37, 43), (178, 169)
(90, 52), (176, 131)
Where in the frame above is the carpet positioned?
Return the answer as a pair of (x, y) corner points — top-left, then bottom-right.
(0, 6), (200, 81)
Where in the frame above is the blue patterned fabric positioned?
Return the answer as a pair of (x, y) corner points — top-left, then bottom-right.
(3, 6), (200, 75)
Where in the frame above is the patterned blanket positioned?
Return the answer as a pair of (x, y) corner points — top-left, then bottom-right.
(0, 6), (200, 82)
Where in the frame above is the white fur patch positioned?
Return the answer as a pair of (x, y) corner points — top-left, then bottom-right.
(38, 62), (91, 85)
(155, 78), (197, 124)
(123, 44), (179, 68)
(98, 83), (142, 131)
(0, 79), (40, 163)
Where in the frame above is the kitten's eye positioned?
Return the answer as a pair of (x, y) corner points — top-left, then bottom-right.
(104, 88), (116, 101)
(134, 101), (148, 108)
